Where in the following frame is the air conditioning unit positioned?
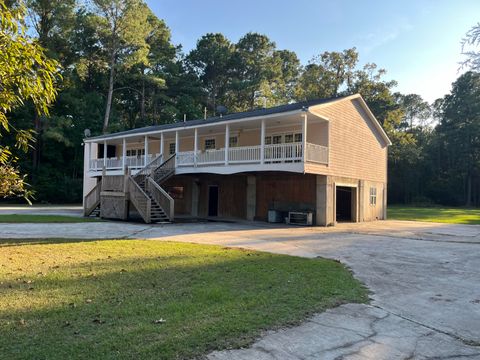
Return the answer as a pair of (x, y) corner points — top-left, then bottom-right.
(287, 211), (313, 226)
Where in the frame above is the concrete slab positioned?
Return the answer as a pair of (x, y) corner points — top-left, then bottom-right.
(1, 219), (479, 359)
(0, 205), (83, 217)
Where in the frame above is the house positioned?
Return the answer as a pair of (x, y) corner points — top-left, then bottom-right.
(82, 93), (391, 225)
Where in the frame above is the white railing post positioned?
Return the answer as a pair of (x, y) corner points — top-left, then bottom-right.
(225, 124), (229, 165)
(175, 130), (179, 167)
(160, 132), (164, 160)
(260, 119), (265, 164)
(144, 135), (148, 166)
(302, 113), (307, 162)
(122, 138), (126, 171)
(194, 128), (198, 167)
(103, 140), (107, 167)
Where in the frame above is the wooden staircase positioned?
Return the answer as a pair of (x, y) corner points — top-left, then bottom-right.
(129, 154), (176, 223)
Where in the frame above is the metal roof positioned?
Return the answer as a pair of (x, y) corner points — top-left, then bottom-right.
(86, 96), (344, 141)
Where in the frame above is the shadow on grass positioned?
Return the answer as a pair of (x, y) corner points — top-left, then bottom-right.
(0, 242), (367, 360)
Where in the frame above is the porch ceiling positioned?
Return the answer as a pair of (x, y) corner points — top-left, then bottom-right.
(101, 111), (327, 144)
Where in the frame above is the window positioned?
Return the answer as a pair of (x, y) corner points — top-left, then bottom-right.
(285, 134), (294, 143)
(264, 136), (272, 145)
(205, 138), (216, 150)
(272, 135), (282, 144)
(169, 143), (176, 155)
(168, 186), (184, 199)
(229, 136), (238, 147)
(370, 187), (377, 206)
(126, 148), (145, 157)
(294, 133), (302, 142)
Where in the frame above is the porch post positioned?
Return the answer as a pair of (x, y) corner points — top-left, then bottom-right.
(144, 135), (149, 166)
(160, 132), (164, 159)
(88, 142), (92, 170)
(122, 138), (126, 171)
(175, 131), (179, 153)
(103, 140), (107, 167)
(225, 124), (229, 165)
(302, 113), (307, 162)
(194, 128), (198, 167)
(260, 119), (265, 164)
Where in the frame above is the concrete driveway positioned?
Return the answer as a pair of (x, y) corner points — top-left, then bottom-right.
(1, 220), (479, 359)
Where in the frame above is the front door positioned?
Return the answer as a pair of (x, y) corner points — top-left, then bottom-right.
(208, 185), (219, 216)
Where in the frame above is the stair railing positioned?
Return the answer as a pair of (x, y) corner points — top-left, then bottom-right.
(147, 177), (174, 221)
(127, 175), (151, 223)
(152, 154), (176, 184)
(133, 153), (164, 182)
(83, 180), (102, 216)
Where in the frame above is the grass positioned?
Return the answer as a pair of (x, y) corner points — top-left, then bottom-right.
(0, 214), (99, 223)
(0, 239), (367, 360)
(388, 205), (480, 225)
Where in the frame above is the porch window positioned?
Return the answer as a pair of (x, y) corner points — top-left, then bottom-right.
(285, 134), (294, 143)
(205, 138), (216, 150)
(272, 135), (282, 144)
(126, 149), (145, 157)
(369, 187), (377, 206)
(169, 143), (176, 155)
(229, 136), (238, 147)
(265, 136), (272, 145)
(294, 133), (302, 142)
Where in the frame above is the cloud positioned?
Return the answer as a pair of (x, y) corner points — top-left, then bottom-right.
(356, 19), (413, 54)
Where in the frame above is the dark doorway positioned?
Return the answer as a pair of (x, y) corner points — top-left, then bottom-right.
(336, 186), (353, 222)
(208, 185), (219, 216)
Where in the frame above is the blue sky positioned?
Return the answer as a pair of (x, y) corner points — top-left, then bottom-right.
(146, 0), (480, 103)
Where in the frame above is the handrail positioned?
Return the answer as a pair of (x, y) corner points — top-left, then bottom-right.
(151, 154), (176, 184)
(127, 175), (151, 223)
(83, 180), (102, 216)
(133, 153), (163, 180)
(148, 177), (174, 221)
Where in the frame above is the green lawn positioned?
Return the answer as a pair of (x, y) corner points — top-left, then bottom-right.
(388, 205), (480, 225)
(0, 239), (367, 360)
(0, 214), (98, 223)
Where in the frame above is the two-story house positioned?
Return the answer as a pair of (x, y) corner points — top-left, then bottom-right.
(82, 93), (391, 225)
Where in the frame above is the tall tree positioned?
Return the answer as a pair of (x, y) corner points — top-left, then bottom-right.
(230, 33), (280, 111)
(435, 72), (480, 206)
(93, 0), (152, 133)
(187, 33), (234, 115)
(0, 0), (59, 201)
(295, 48), (358, 100)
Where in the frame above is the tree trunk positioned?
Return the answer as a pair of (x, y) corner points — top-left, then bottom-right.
(103, 51), (116, 134)
(140, 66), (146, 122)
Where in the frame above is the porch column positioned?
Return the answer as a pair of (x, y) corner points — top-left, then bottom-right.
(144, 135), (149, 166)
(194, 128), (198, 167)
(103, 140), (107, 167)
(225, 124), (230, 165)
(122, 138), (126, 171)
(260, 119), (265, 164)
(175, 131), (179, 154)
(88, 142), (92, 170)
(160, 132), (164, 159)
(302, 113), (307, 162)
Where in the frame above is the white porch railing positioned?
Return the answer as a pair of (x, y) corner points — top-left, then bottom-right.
(305, 143), (328, 164)
(264, 143), (303, 162)
(229, 146), (261, 163)
(90, 144), (328, 171)
(89, 154), (158, 171)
